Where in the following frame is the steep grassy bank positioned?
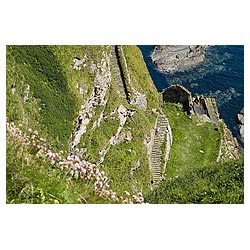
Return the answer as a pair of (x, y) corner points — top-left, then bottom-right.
(163, 102), (222, 177)
(8, 46), (84, 151)
(6, 45), (161, 203)
(6, 45), (243, 204)
(145, 157), (244, 204)
(145, 102), (243, 203)
(74, 45), (161, 195)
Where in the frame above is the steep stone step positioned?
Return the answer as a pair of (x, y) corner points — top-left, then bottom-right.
(110, 46), (127, 99)
(149, 113), (172, 186)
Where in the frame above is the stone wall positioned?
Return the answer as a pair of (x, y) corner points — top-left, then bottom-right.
(162, 85), (193, 114)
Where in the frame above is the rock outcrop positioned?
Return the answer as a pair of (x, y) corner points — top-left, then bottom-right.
(237, 107), (244, 143)
(193, 95), (220, 124)
(70, 51), (111, 150)
(97, 104), (136, 165)
(217, 123), (242, 162)
(163, 84), (242, 161)
(151, 45), (209, 73)
(162, 84), (220, 124)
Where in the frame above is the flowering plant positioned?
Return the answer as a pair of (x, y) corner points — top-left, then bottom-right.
(6, 122), (144, 204)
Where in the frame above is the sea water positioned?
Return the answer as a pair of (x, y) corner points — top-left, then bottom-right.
(138, 45), (244, 146)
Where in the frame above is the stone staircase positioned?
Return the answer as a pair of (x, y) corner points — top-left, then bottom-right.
(150, 113), (171, 185)
(110, 46), (127, 99)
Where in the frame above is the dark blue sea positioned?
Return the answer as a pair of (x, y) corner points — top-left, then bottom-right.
(138, 45), (244, 146)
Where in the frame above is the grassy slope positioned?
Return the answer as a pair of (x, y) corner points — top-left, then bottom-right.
(102, 46), (161, 194)
(145, 102), (244, 204)
(6, 45), (105, 151)
(6, 45), (161, 203)
(6, 45), (112, 203)
(163, 102), (222, 177)
(78, 45), (161, 195)
(145, 157), (244, 204)
(6, 45), (243, 204)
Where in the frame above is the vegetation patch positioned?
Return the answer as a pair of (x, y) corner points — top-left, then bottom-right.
(6, 45), (243, 204)
(144, 102), (243, 203)
(145, 157), (244, 204)
(163, 102), (222, 177)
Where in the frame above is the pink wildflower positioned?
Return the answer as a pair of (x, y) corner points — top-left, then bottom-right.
(70, 170), (74, 176)
(122, 198), (129, 204)
(67, 156), (73, 161)
(125, 191), (130, 196)
(105, 190), (110, 196)
(46, 150), (53, 158)
(74, 163), (80, 169)
(74, 155), (80, 162)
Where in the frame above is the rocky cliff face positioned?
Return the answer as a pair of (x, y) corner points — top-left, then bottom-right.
(151, 45), (209, 73)
(162, 84), (242, 161)
(237, 107), (244, 143)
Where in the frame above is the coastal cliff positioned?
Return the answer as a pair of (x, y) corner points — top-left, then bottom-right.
(6, 45), (243, 204)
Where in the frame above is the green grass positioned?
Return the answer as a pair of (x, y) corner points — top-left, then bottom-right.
(121, 46), (161, 111)
(7, 45), (243, 204)
(6, 131), (110, 204)
(144, 102), (244, 204)
(6, 46), (80, 151)
(163, 102), (222, 177)
(103, 114), (153, 194)
(6, 45), (160, 203)
(6, 45), (107, 151)
(145, 157), (244, 204)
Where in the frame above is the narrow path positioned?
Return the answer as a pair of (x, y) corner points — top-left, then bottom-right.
(110, 46), (128, 100)
(150, 113), (172, 185)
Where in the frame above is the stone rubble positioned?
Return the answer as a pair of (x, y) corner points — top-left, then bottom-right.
(73, 55), (88, 70)
(96, 104), (136, 165)
(23, 84), (30, 103)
